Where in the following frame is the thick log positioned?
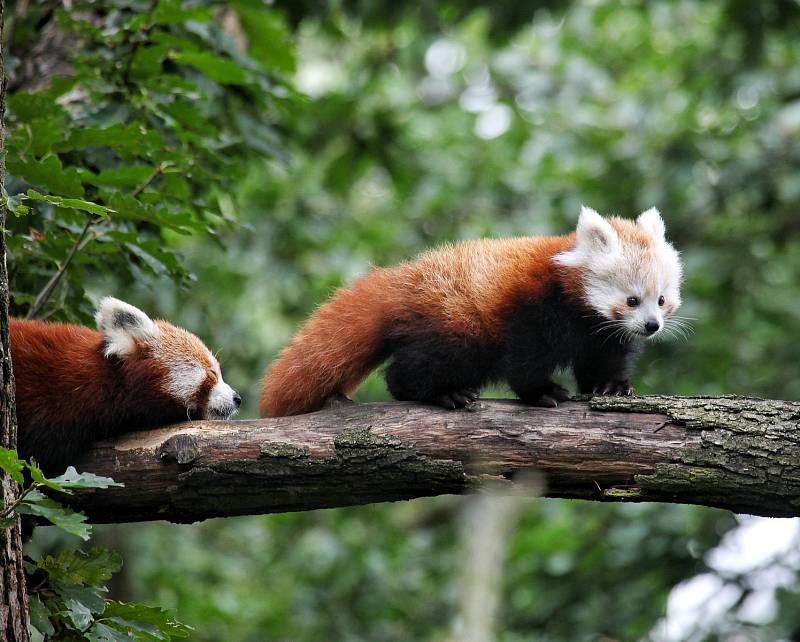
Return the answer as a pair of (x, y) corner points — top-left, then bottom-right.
(66, 395), (800, 523)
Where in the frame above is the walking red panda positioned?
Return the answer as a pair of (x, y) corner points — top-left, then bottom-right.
(11, 297), (241, 474)
(260, 206), (683, 417)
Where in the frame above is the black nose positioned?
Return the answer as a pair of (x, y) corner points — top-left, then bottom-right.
(233, 392), (242, 408)
(644, 319), (660, 334)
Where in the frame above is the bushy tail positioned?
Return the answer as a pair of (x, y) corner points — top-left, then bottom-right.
(259, 270), (395, 417)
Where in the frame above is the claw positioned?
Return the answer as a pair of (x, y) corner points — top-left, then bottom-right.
(431, 388), (481, 410)
(533, 394), (558, 408)
(594, 380), (635, 396)
(521, 381), (570, 408)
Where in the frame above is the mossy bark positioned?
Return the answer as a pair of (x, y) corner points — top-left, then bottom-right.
(590, 395), (800, 515)
(64, 396), (800, 524)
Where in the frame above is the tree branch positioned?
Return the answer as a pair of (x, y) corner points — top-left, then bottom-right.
(66, 396), (800, 524)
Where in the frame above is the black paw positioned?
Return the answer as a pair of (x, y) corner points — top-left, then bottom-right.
(430, 388), (480, 410)
(593, 380), (635, 396)
(520, 382), (571, 408)
(322, 392), (356, 409)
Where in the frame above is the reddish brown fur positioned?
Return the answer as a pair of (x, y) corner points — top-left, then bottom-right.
(259, 234), (576, 417)
(11, 318), (206, 474)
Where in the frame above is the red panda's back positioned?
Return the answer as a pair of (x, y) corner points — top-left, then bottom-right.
(396, 235), (575, 340)
(10, 319), (108, 435)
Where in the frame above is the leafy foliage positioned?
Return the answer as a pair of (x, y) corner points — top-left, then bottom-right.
(5, 0), (295, 322)
(29, 547), (191, 640)
(0, 450), (188, 640)
(0, 453), (121, 539)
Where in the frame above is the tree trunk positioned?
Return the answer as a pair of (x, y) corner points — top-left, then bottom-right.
(66, 395), (800, 524)
(0, 0), (31, 636)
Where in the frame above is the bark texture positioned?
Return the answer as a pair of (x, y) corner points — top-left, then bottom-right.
(65, 395), (800, 524)
(0, 0), (32, 634)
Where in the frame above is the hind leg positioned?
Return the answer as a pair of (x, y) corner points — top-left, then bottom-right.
(384, 337), (488, 409)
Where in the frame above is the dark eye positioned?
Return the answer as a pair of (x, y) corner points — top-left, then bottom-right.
(626, 296), (639, 307)
(658, 295), (665, 306)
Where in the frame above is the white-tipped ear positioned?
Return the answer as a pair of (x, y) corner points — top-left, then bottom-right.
(575, 205), (619, 254)
(95, 297), (159, 357)
(637, 207), (666, 240)
(553, 205), (619, 268)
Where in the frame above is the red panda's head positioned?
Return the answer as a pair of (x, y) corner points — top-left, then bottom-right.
(555, 206), (683, 340)
(95, 297), (241, 420)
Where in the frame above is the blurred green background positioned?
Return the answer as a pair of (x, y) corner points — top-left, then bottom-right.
(7, 0), (800, 639)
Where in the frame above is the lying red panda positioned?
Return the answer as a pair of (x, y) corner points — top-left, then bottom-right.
(11, 297), (240, 474)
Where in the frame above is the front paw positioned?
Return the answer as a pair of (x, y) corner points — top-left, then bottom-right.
(593, 380), (635, 396)
(430, 388), (480, 410)
(520, 382), (571, 408)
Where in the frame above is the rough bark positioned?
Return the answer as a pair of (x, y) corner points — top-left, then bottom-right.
(0, 0), (32, 635)
(65, 395), (800, 524)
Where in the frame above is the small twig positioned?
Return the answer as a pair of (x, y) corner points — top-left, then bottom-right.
(131, 161), (167, 198)
(26, 216), (94, 319)
(0, 482), (41, 519)
(653, 421), (670, 433)
(25, 161), (168, 319)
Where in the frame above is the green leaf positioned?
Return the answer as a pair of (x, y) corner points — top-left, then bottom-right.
(29, 595), (56, 637)
(8, 90), (70, 122)
(171, 51), (249, 85)
(24, 190), (115, 217)
(152, 0), (212, 25)
(49, 467), (124, 490)
(39, 547), (123, 586)
(63, 594), (95, 630)
(27, 459), (74, 493)
(234, 5), (296, 74)
(8, 155), (84, 198)
(129, 44), (170, 78)
(18, 491), (92, 539)
(7, 116), (68, 157)
(102, 602), (192, 640)
(6, 192), (31, 217)
(87, 621), (136, 642)
(58, 124), (164, 157)
(53, 581), (107, 612)
(83, 166), (156, 190)
(0, 448), (25, 484)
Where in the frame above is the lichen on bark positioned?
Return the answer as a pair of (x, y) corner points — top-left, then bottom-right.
(591, 395), (800, 516)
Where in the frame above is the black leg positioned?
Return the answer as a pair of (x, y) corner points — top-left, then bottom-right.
(573, 338), (641, 396)
(510, 379), (571, 408)
(384, 335), (489, 409)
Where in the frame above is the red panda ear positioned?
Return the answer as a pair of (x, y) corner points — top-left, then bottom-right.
(574, 205), (619, 255)
(554, 205), (619, 268)
(636, 207), (666, 241)
(95, 297), (160, 358)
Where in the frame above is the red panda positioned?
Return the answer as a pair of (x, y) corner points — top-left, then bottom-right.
(260, 206), (683, 417)
(11, 297), (241, 475)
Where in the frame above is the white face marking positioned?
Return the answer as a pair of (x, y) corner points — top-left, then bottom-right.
(164, 355), (238, 419)
(208, 380), (239, 419)
(166, 362), (206, 400)
(555, 206), (683, 340)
